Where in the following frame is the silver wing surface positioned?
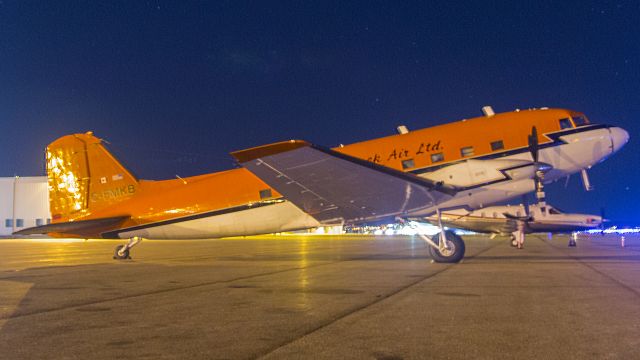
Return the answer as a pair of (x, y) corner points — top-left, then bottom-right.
(231, 140), (456, 225)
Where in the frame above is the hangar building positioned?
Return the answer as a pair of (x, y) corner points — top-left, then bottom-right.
(0, 176), (50, 236)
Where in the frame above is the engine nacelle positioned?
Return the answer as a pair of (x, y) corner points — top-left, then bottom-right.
(421, 159), (539, 189)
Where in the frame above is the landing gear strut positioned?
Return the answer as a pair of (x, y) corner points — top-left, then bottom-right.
(113, 236), (143, 260)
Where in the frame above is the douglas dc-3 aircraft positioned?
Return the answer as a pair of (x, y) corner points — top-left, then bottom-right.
(16, 107), (629, 263)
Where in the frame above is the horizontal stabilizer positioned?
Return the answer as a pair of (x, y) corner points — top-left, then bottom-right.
(13, 216), (130, 236)
(231, 141), (455, 225)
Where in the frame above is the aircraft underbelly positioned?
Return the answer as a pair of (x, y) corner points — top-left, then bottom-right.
(527, 222), (593, 233)
(440, 218), (516, 234)
(116, 201), (320, 239)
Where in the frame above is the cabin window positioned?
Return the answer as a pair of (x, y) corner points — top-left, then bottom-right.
(36, 218), (44, 226)
(401, 159), (415, 170)
(259, 189), (272, 200)
(431, 152), (444, 163)
(47, 218), (52, 224)
(460, 146), (474, 157)
(572, 116), (588, 127)
(16, 219), (24, 228)
(490, 140), (504, 151)
(4, 219), (11, 228)
(559, 118), (573, 129)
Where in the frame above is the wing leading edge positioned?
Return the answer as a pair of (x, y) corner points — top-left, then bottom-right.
(231, 140), (456, 225)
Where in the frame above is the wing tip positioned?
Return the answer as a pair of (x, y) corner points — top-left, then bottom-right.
(231, 140), (310, 163)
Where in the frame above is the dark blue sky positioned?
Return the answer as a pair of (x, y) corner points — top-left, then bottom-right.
(1, 1), (639, 224)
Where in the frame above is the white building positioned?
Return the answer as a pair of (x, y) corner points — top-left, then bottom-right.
(0, 176), (50, 236)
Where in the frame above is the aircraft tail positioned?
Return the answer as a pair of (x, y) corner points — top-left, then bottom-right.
(46, 132), (138, 221)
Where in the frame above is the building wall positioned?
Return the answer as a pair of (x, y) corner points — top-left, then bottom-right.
(0, 177), (50, 236)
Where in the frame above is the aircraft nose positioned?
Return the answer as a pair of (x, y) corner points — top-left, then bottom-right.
(610, 127), (630, 153)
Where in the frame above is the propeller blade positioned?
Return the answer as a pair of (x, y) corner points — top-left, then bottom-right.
(522, 194), (530, 217)
(600, 207), (607, 230)
(528, 126), (539, 163)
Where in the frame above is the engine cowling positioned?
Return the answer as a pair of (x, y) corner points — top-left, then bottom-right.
(421, 159), (541, 189)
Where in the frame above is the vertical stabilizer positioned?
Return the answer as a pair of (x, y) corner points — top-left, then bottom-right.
(46, 132), (138, 221)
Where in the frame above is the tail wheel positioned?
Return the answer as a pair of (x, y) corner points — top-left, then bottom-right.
(113, 244), (130, 260)
(428, 230), (465, 263)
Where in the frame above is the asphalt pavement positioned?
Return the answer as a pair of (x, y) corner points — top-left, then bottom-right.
(0, 233), (639, 359)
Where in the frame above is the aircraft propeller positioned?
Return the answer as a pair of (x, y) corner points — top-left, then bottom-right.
(502, 127), (550, 247)
(528, 126), (551, 210)
(598, 207), (610, 232)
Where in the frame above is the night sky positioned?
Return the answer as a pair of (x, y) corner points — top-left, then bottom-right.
(1, 1), (639, 224)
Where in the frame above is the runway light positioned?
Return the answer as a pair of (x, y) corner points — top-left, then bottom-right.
(584, 227), (640, 235)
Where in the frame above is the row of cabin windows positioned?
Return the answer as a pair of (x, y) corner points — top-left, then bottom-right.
(480, 211), (523, 218)
(401, 116), (587, 171)
(5, 218), (51, 228)
(400, 140), (506, 170)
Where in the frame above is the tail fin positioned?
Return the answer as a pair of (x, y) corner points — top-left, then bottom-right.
(46, 132), (138, 221)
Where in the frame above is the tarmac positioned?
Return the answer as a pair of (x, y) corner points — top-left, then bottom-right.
(0, 233), (639, 359)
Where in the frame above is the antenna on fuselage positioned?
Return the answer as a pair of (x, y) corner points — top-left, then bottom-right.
(482, 106), (495, 117)
(396, 125), (409, 134)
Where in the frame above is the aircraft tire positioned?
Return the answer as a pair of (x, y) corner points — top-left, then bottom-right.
(428, 231), (465, 263)
(113, 245), (130, 260)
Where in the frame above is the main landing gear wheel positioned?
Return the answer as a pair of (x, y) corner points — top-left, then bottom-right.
(113, 244), (131, 260)
(510, 235), (518, 247)
(428, 230), (466, 263)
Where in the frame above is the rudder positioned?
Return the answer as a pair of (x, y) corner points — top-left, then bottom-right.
(46, 132), (138, 221)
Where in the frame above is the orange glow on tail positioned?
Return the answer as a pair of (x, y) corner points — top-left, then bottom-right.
(46, 132), (138, 222)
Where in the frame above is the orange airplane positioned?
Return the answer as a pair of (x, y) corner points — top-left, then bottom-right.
(16, 107), (629, 262)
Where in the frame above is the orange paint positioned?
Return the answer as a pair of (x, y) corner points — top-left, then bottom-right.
(45, 108), (586, 238)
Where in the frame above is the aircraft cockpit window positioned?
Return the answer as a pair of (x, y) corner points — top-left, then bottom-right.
(559, 118), (573, 129)
(572, 116), (589, 126)
(548, 208), (562, 215)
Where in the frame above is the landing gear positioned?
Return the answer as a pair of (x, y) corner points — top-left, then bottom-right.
(113, 236), (143, 260)
(568, 232), (577, 247)
(427, 230), (465, 263)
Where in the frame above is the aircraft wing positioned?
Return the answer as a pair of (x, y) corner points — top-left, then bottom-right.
(13, 216), (130, 237)
(231, 140), (456, 225)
